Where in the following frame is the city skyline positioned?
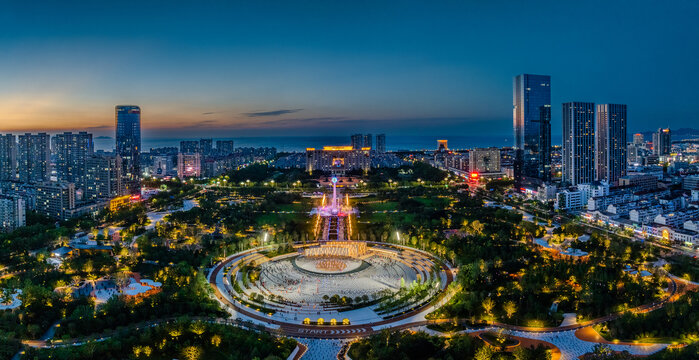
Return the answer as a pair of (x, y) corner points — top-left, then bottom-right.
(2, 1), (698, 139)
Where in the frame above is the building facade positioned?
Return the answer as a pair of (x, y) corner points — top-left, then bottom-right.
(177, 153), (202, 178)
(0, 195), (25, 233)
(17, 133), (51, 184)
(0, 134), (16, 181)
(180, 140), (199, 154)
(54, 131), (94, 194)
(216, 140), (234, 156)
(85, 155), (123, 200)
(199, 138), (213, 156)
(469, 148), (501, 173)
(513, 74), (552, 182)
(115, 105), (141, 194)
(595, 104), (627, 185)
(652, 128), (671, 156)
(376, 134), (386, 153)
(562, 102), (595, 186)
(306, 146), (371, 174)
(35, 181), (76, 220)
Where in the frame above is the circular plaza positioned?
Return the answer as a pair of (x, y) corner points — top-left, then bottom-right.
(209, 241), (453, 338)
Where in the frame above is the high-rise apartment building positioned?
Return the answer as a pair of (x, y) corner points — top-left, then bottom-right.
(0, 134), (17, 181)
(17, 133), (51, 184)
(85, 155), (123, 200)
(351, 134), (363, 150)
(180, 140), (199, 154)
(216, 140), (234, 156)
(54, 131), (94, 193)
(513, 74), (551, 182)
(363, 134), (372, 150)
(376, 134), (386, 153)
(35, 181), (76, 220)
(0, 195), (25, 233)
(562, 102), (595, 186)
(652, 128), (671, 156)
(633, 133), (644, 146)
(199, 139), (213, 156)
(595, 104), (627, 185)
(115, 105), (141, 194)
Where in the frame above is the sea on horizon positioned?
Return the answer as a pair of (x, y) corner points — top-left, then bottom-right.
(94, 135), (563, 153)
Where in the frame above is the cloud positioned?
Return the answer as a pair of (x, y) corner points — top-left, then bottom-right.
(242, 109), (303, 117)
(201, 111), (218, 115)
(86, 125), (112, 130)
(255, 116), (347, 126)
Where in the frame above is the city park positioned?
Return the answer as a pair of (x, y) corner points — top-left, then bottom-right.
(1, 163), (699, 359)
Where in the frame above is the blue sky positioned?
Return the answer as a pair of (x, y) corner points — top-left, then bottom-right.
(1, 0), (697, 139)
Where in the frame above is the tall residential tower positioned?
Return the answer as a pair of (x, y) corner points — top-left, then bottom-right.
(54, 131), (94, 194)
(562, 102), (595, 186)
(17, 133), (50, 184)
(0, 134), (16, 181)
(595, 104), (627, 185)
(652, 128), (671, 156)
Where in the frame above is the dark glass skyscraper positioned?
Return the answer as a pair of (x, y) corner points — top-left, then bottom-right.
(513, 74), (551, 183)
(595, 104), (627, 185)
(115, 105), (141, 194)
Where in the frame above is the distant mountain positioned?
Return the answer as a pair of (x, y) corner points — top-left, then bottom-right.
(637, 128), (699, 141)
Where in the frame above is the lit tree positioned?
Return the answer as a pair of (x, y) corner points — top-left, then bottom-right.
(503, 300), (517, 321)
(210, 334), (222, 347)
(190, 321), (206, 336)
(181, 346), (202, 360)
(482, 297), (495, 319)
(474, 345), (494, 360)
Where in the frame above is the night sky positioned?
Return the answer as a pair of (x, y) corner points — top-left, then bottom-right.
(1, 1), (697, 140)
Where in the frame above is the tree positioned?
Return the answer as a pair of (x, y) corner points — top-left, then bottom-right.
(211, 334), (222, 347)
(181, 346), (202, 360)
(190, 321), (206, 336)
(503, 300), (517, 321)
(474, 345), (494, 360)
(482, 297), (495, 318)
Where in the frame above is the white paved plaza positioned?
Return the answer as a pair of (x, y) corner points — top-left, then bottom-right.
(257, 255), (417, 304)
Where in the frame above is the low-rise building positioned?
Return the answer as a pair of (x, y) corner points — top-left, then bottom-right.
(306, 146), (371, 174)
(619, 174), (658, 192)
(556, 189), (583, 211)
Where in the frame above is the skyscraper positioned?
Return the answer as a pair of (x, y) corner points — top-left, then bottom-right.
(513, 74), (551, 182)
(0, 134), (16, 181)
(54, 131), (94, 194)
(376, 134), (386, 153)
(363, 134), (372, 149)
(199, 138), (213, 156)
(17, 133), (50, 184)
(115, 105), (141, 194)
(595, 104), (627, 185)
(652, 128), (671, 156)
(633, 133), (644, 146)
(351, 134), (363, 150)
(216, 140), (234, 156)
(562, 102), (595, 186)
(180, 140), (199, 154)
